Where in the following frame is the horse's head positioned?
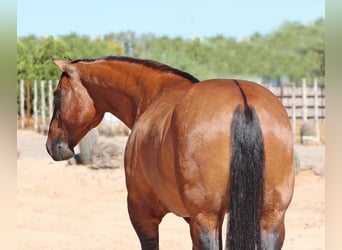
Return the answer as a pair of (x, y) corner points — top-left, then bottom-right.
(46, 60), (104, 161)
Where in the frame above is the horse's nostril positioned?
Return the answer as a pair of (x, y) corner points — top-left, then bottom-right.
(49, 141), (74, 161)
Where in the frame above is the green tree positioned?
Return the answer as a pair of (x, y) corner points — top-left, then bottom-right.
(32, 36), (68, 80)
(17, 40), (28, 80)
(17, 17), (325, 84)
(104, 31), (141, 56)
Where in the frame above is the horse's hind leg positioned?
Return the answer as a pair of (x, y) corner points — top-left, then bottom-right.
(261, 190), (290, 250)
(261, 212), (286, 250)
(189, 213), (223, 250)
(127, 195), (167, 250)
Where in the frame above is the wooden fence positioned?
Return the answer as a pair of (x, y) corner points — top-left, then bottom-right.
(18, 79), (57, 131)
(268, 79), (325, 143)
(268, 79), (325, 122)
(17, 79), (325, 140)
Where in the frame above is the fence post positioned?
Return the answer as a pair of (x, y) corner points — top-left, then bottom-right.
(48, 80), (53, 119)
(291, 84), (296, 139)
(41, 80), (46, 128)
(33, 80), (38, 130)
(302, 78), (307, 122)
(279, 84), (284, 104)
(19, 80), (25, 129)
(314, 78), (320, 142)
(26, 80), (31, 127)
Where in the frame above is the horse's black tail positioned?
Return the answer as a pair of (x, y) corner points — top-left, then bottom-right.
(226, 80), (265, 250)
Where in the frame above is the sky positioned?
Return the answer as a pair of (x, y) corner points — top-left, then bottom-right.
(17, 0), (325, 40)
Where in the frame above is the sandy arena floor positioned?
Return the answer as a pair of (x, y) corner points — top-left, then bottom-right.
(17, 129), (325, 249)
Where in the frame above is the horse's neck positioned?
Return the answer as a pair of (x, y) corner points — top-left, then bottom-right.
(78, 61), (193, 128)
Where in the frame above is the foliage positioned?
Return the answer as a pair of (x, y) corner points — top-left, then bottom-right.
(17, 18), (324, 84)
(17, 34), (124, 81)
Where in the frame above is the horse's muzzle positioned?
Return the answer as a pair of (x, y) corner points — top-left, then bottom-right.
(46, 140), (74, 161)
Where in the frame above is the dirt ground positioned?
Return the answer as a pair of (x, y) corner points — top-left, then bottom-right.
(17, 129), (325, 249)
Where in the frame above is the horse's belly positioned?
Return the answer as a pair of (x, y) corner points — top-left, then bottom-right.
(159, 190), (189, 217)
(150, 169), (190, 217)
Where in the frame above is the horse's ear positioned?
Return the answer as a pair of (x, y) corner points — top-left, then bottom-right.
(53, 60), (78, 78)
(53, 60), (68, 72)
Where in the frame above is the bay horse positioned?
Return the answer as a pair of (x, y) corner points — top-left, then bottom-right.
(46, 56), (294, 250)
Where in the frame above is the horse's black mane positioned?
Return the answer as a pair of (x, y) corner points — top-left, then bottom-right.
(71, 56), (200, 84)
